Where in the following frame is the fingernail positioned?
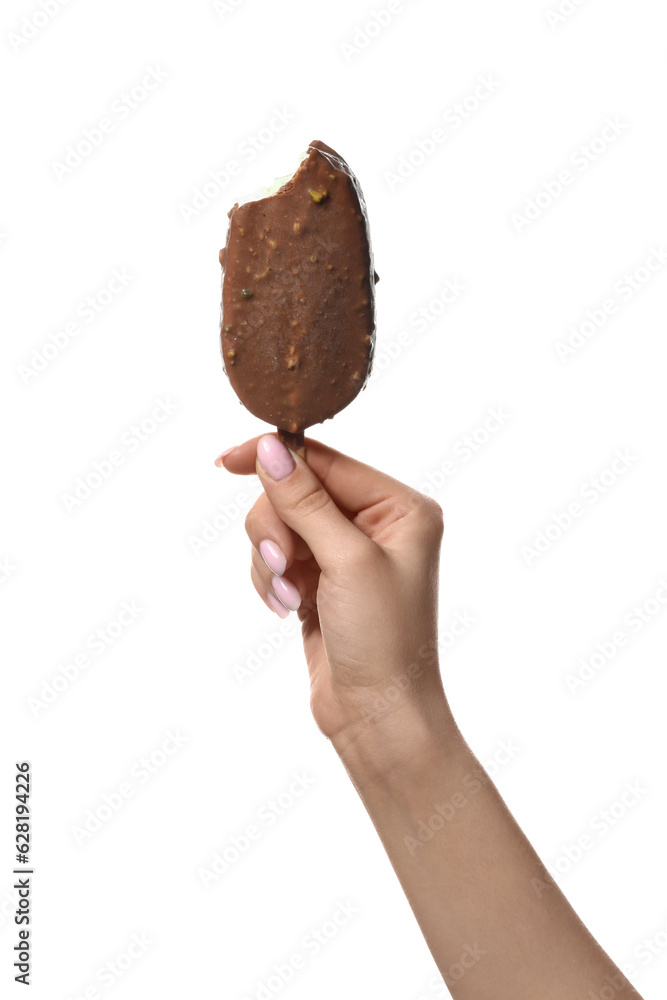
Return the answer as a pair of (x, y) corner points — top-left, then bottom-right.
(272, 575), (301, 612)
(267, 593), (290, 619)
(260, 539), (287, 576)
(214, 446), (236, 467)
(257, 435), (295, 481)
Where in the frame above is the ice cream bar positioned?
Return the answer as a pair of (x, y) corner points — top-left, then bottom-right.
(219, 139), (378, 455)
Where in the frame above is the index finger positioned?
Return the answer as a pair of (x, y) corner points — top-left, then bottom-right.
(217, 434), (413, 514)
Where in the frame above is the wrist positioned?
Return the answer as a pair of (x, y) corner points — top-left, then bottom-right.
(330, 687), (462, 792)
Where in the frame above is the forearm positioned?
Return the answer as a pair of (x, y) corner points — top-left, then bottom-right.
(332, 697), (643, 1000)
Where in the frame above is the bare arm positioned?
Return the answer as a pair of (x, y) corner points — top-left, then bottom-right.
(221, 433), (645, 999)
(333, 701), (643, 999)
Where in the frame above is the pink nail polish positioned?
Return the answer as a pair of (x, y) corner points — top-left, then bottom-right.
(260, 539), (287, 576)
(257, 435), (295, 481)
(214, 446), (236, 467)
(267, 593), (290, 619)
(272, 575), (301, 612)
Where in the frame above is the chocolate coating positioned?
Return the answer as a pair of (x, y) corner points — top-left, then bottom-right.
(219, 140), (377, 434)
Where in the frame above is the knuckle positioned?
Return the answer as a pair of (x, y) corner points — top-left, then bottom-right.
(416, 496), (445, 537)
(347, 540), (378, 575)
(244, 508), (257, 537)
(331, 530), (376, 577)
(244, 497), (266, 538)
(291, 482), (332, 520)
(249, 564), (262, 592)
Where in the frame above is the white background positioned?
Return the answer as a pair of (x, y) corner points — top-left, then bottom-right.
(1, 0), (666, 997)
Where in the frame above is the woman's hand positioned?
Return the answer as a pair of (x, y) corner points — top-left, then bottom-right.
(217, 434), (645, 1000)
(218, 434), (454, 759)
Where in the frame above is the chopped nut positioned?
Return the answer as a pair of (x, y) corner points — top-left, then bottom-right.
(309, 189), (328, 203)
(326, 264), (334, 270)
(310, 255), (317, 262)
(241, 288), (252, 299)
(364, 333), (372, 343)
(238, 227), (245, 236)
(259, 233), (265, 240)
(352, 371), (361, 381)
(293, 222), (301, 235)
(286, 357), (298, 370)
(268, 239), (278, 248)
(289, 345), (296, 355)
(223, 325), (231, 332)
(226, 349), (236, 358)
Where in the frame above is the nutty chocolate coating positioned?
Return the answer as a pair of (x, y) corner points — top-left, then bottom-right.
(219, 140), (377, 434)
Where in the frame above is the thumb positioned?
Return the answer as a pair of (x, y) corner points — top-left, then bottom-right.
(255, 434), (367, 572)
